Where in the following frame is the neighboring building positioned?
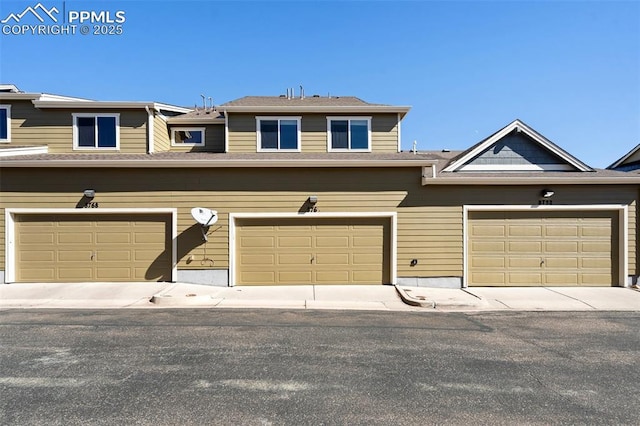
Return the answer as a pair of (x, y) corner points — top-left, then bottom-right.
(1, 85), (638, 288)
(607, 144), (640, 172)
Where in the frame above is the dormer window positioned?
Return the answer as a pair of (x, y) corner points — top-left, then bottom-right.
(171, 127), (205, 146)
(0, 105), (10, 142)
(327, 117), (371, 152)
(73, 113), (119, 150)
(256, 116), (301, 152)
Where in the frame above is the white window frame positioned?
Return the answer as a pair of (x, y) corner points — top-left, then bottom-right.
(72, 113), (120, 150)
(171, 127), (206, 146)
(0, 104), (11, 143)
(327, 116), (372, 152)
(256, 116), (302, 152)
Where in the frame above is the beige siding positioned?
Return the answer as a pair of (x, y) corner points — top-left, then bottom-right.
(4, 100), (148, 154)
(167, 124), (225, 152)
(154, 115), (170, 152)
(227, 113), (399, 153)
(0, 168), (637, 283)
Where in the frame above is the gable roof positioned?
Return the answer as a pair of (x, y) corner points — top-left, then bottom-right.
(219, 95), (411, 117)
(607, 144), (640, 171)
(442, 119), (593, 173)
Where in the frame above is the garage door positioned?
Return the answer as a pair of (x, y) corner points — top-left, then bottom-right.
(15, 214), (172, 282)
(468, 211), (618, 286)
(236, 217), (390, 285)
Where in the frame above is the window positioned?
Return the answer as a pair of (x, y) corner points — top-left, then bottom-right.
(256, 116), (301, 151)
(73, 113), (119, 150)
(0, 105), (10, 142)
(171, 127), (205, 146)
(327, 117), (371, 152)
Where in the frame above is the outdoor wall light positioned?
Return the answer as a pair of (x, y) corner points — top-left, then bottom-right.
(541, 189), (554, 198)
(83, 189), (96, 199)
(308, 195), (318, 205)
(410, 259), (418, 267)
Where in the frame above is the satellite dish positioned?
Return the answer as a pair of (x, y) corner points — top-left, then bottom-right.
(191, 207), (218, 227)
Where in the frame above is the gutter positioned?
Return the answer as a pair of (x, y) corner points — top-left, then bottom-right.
(32, 100), (192, 113)
(0, 146), (49, 157)
(422, 175), (640, 185)
(222, 105), (411, 118)
(1, 159), (438, 169)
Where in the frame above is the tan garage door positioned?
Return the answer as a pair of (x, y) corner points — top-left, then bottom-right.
(15, 214), (172, 282)
(236, 217), (390, 285)
(468, 211), (617, 286)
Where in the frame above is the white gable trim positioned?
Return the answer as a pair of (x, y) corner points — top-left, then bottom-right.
(443, 120), (593, 173)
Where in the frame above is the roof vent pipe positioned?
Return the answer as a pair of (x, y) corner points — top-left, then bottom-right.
(200, 94), (206, 110)
(300, 85), (304, 100)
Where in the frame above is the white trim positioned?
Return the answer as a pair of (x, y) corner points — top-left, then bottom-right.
(72, 113), (120, 151)
(462, 204), (629, 288)
(0, 84), (19, 92)
(0, 104), (11, 143)
(170, 127), (206, 147)
(4, 208), (178, 283)
(0, 146), (48, 157)
(255, 116), (302, 152)
(457, 164), (575, 171)
(34, 100), (191, 113)
(443, 119), (593, 173)
(397, 113), (402, 153)
(228, 211), (397, 287)
(326, 116), (372, 152)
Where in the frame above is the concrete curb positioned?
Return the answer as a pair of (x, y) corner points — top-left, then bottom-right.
(149, 294), (221, 306)
(395, 286), (490, 310)
(394, 286), (435, 308)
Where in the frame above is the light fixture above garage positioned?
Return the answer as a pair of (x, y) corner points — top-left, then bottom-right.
(541, 189), (555, 198)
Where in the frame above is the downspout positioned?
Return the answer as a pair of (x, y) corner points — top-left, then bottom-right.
(223, 109), (229, 153)
(145, 105), (154, 154)
(397, 113), (402, 152)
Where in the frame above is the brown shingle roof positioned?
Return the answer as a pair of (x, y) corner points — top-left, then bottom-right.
(220, 96), (385, 107)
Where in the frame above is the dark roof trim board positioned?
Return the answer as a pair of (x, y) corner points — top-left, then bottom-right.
(442, 119), (593, 173)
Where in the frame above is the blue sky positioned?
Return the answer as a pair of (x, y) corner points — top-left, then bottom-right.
(1, 0), (638, 167)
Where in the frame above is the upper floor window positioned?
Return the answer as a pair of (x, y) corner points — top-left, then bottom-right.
(327, 117), (371, 152)
(256, 116), (301, 152)
(0, 105), (10, 142)
(73, 113), (119, 150)
(171, 127), (205, 146)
